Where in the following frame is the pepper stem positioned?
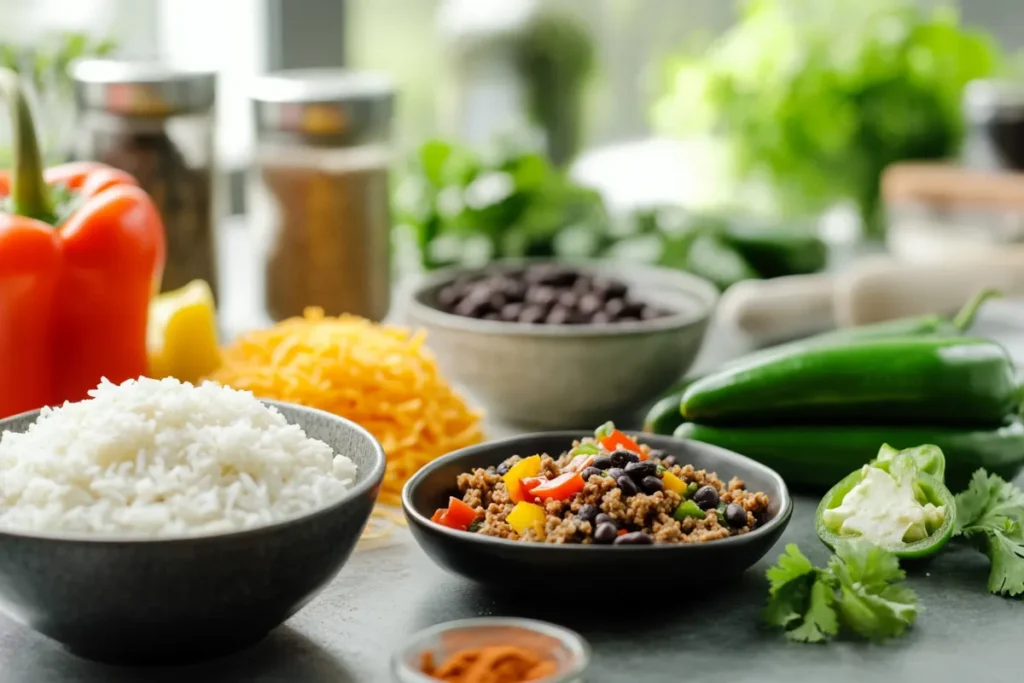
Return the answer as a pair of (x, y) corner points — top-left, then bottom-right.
(952, 289), (1001, 332)
(0, 68), (53, 222)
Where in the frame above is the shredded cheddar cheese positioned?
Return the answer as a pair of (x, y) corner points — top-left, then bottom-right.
(207, 308), (484, 508)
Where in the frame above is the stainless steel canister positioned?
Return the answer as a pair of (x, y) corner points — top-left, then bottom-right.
(69, 59), (220, 298)
(250, 69), (395, 322)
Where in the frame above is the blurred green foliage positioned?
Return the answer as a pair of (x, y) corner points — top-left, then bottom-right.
(652, 0), (1003, 237)
(0, 32), (117, 166)
(393, 132), (613, 271)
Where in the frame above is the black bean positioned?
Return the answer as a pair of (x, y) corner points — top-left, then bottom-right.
(581, 466), (602, 481)
(614, 531), (653, 545)
(595, 513), (618, 529)
(518, 305), (547, 324)
(590, 311), (610, 324)
(725, 503), (748, 528)
(525, 286), (557, 307)
(454, 296), (488, 318)
(592, 455), (614, 470)
(557, 291), (579, 309)
(488, 292), (507, 310)
(608, 450), (629, 468)
(594, 522), (618, 544)
(606, 467), (626, 481)
(496, 461), (511, 476)
(616, 476), (638, 497)
(577, 293), (603, 316)
(616, 449), (641, 465)
(604, 298), (626, 318)
(641, 476), (664, 494)
(625, 460), (658, 481)
(577, 503), (600, 524)
(641, 306), (663, 320)
(437, 285), (462, 309)
(693, 485), (720, 510)
(546, 306), (571, 325)
(603, 278), (628, 300)
(535, 267), (577, 288)
(501, 303), (524, 321)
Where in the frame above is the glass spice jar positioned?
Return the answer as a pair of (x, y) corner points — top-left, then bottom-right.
(68, 59), (220, 299)
(250, 70), (394, 322)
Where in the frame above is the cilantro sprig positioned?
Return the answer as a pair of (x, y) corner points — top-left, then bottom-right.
(953, 469), (1024, 596)
(763, 542), (919, 643)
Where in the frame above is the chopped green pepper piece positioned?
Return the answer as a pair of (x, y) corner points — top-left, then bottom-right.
(594, 421), (615, 440)
(467, 518), (484, 533)
(683, 482), (699, 499)
(674, 500), (705, 521)
(569, 442), (600, 457)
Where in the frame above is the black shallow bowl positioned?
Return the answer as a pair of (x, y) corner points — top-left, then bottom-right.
(0, 401), (385, 666)
(402, 433), (792, 592)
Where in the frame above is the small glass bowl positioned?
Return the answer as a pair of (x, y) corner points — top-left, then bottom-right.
(391, 617), (590, 683)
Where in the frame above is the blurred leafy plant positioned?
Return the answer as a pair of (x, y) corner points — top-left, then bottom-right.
(0, 32), (117, 165)
(393, 132), (613, 271)
(652, 0), (1003, 238)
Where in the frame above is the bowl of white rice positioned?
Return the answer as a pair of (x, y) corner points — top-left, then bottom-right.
(0, 377), (386, 665)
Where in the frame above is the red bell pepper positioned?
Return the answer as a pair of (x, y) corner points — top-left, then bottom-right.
(519, 476), (546, 502)
(430, 497), (479, 531)
(530, 472), (586, 501)
(0, 69), (165, 417)
(595, 422), (644, 459)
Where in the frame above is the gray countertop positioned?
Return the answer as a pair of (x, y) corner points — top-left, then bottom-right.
(3, 223), (1024, 682)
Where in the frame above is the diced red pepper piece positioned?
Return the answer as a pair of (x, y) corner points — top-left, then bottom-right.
(517, 476), (546, 503)
(442, 497), (478, 530)
(599, 429), (644, 459)
(618, 529), (628, 536)
(530, 472), (586, 501)
(431, 508), (447, 524)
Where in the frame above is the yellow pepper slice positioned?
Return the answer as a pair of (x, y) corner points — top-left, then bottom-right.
(507, 501), (546, 536)
(503, 455), (542, 503)
(662, 470), (688, 496)
(147, 279), (222, 384)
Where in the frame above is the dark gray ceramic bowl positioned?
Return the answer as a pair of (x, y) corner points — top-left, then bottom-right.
(406, 259), (718, 428)
(402, 433), (791, 592)
(0, 401), (385, 666)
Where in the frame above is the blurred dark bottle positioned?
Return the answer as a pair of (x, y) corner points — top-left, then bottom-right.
(962, 79), (1024, 171)
(69, 59), (220, 299)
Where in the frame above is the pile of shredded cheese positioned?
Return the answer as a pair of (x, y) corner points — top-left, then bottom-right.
(207, 308), (484, 510)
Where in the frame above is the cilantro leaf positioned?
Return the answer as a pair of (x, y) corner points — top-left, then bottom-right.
(764, 541), (918, 644)
(954, 469), (1024, 537)
(762, 547), (839, 643)
(766, 543), (815, 595)
(953, 469), (1024, 596)
(828, 541), (919, 641)
(980, 518), (1024, 596)
(785, 578), (839, 643)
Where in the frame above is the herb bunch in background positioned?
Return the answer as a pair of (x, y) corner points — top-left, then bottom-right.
(652, 0), (1002, 238)
(0, 32), (117, 165)
(393, 133), (613, 271)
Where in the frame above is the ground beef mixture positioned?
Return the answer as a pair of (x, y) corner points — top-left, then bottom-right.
(453, 439), (771, 545)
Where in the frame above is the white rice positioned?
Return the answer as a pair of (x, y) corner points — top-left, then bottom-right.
(0, 377), (358, 537)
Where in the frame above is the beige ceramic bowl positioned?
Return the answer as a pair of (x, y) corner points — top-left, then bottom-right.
(406, 259), (718, 428)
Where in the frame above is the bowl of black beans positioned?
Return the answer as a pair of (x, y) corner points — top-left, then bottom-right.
(406, 259), (718, 427)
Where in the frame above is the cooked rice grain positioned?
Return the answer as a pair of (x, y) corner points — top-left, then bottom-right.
(0, 377), (357, 536)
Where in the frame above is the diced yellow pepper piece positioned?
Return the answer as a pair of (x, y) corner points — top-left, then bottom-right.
(507, 501), (546, 536)
(147, 279), (222, 384)
(662, 470), (687, 495)
(503, 455), (542, 503)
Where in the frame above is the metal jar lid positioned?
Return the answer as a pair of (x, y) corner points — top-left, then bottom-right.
(69, 59), (216, 117)
(963, 79), (1024, 124)
(251, 69), (395, 147)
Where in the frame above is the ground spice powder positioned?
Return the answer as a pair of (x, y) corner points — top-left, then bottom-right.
(420, 645), (559, 682)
